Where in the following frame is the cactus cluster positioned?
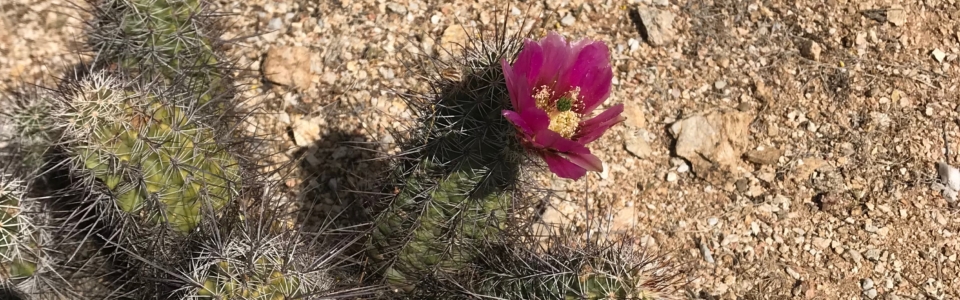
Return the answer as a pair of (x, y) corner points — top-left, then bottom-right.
(363, 26), (532, 293)
(44, 71), (241, 241)
(0, 164), (62, 298)
(361, 22), (683, 299)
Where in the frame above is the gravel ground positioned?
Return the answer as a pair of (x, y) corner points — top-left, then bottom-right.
(5, 0), (960, 299)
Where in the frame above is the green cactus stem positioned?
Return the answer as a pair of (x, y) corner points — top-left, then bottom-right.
(60, 74), (240, 234)
(87, 0), (228, 106)
(368, 167), (510, 291)
(0, 175), (41, 283)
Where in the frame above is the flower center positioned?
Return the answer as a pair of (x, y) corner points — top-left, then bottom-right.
(534, 86), (582, 139)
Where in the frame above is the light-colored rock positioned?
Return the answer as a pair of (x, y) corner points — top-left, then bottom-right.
(933, 48), (947, 63)
(861, 278), (874, 290)
(560, 14), (576, 26)
(812, 237), (830, 249)
(420, 35), (435, 56)
(666, 172), (678, 182)
(745, 147), (784, 165)
(886, 5), (906, 26)
(785, 267), (801, 280)
(865, 249), (882, 261)
(623, 103), (646, 128)
(291, 116), (323, 147)
(386, 2), (407, 14)
(700, 242), (715, 263)
(937, 162), (960, 203)
(263, 46), (314, 90)
(714, 80), (727, 90)
(634, 5), (676, 46)
(625, 138), (652, 158)
(669, 109), (754, 185)
(440, 25), (468, 61)
(267, 17), (284, 31)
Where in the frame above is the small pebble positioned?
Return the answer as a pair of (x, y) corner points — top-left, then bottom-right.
(865, 249), (882, 261)
(700, 242), (715, 263)
(861, 278), (874, 290)
(666, 172), (678, 182)
(267, 18), (284, 31)
(386, 2), (407, 14)
(628, 38), (640, 52)
(714, 80), (727, 90)
(933, 48), (947, 63)
(560, 14), (576, 26)
(785, 267), (801, 280)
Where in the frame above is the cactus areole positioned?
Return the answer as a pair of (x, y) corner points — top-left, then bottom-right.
(501, 31), (624, 180)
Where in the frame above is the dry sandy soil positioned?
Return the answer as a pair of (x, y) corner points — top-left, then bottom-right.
(4, 0), (960, 299)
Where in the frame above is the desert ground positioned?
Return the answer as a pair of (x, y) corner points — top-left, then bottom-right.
(4, 0), (960, 299)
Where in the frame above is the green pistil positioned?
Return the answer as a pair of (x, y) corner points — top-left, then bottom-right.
(556, 97), (573, 112)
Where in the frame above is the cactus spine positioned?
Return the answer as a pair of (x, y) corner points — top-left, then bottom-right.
(472, 240), (683, 300)
(86, 0), (230, 106)
(181, 208), (363, 300)
(0, 171), (57, 298)
(0, 175), (40, 283)
(365, 24), (532, 293)
(54, 72), (240, 235)
(369, 167), (510, 291)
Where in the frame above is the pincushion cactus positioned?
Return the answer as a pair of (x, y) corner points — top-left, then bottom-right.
(365, 25), (532, 292)
(0, 169), (61, 298)
(84, 0), (231, 106)
(469, 239), (683, 300)
(0, 175), (41, 284)
(368, 168), (510, 291)
(363, 26), (673, 299)
(178, 208), (369, 300)
(1, 86), (57, 174)
(53, 71), (241, 235)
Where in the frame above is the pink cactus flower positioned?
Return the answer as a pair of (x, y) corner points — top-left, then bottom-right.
(501, 31), (624, 180)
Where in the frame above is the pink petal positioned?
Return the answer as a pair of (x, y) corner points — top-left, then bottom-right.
(512, 40), (545, 87)
(533, 130), (587, 153)
(574, 67), (613, 114)
(502, 59), (537, 113)
(534, 32), (577, 86)
(574, 104), (625, 144)
(502, 110), (533, 136)
(564, 150), (603, 172)
(556, 42), (612, 114)
(521, 108), (551, 133)
(541, 152), (587, 180)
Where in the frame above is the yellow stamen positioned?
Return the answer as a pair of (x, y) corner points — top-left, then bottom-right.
(532, 86), (583, 139)
(548, 110), (579, 138)
(534, 85), (553, 110)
